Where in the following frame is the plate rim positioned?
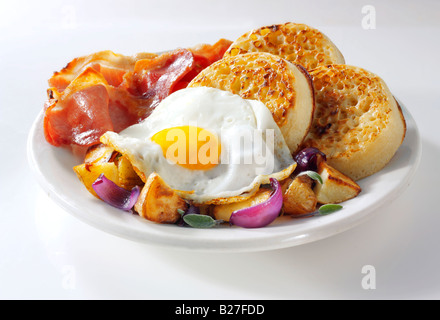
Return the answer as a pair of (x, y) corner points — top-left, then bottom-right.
(27, 100), (422, 253)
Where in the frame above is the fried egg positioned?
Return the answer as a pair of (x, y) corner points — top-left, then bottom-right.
(100, 87), (296, 204)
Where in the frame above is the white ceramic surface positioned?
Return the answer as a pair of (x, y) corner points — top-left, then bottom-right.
(27, 101), (421, 253)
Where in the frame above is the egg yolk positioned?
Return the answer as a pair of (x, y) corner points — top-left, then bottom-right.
(151, 126), (221, 170)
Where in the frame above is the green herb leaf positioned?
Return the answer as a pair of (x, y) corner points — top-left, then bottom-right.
(298, 171), (323, 184)
(177, 209), (186, 216)
(318, 204), (343, 215)
(183, 214), (218, 228)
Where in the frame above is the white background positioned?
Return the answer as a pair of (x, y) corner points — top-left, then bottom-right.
(1, 0), (439, 299)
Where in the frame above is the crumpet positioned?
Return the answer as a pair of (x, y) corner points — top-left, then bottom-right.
(224, 22), (345, 70)
(301, 64), (406, 181)
(188, 52), (315, 154)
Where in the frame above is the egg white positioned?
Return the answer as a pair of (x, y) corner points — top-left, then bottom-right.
(101, 87), (296, 204)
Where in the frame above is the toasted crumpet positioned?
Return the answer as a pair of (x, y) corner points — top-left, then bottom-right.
(225, 22), (345, 70)
(188, 52), (315, 154)
(301, 64), (406, 181)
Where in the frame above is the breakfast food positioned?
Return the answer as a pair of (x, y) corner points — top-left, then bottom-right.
(281, 175), (318, 215)
(224, 22), (345, 70)
(48, 50), (158, 91)
(212, 188), (273, 222)
(44, 39), (232, 148)
(188, 52), (315, 154)
(313, 161), (361, 204)
(134, 172), (187, 223)
(100, 87), (297, 205)
(41, 22), (407, 229)
(301, 64), (406, 180)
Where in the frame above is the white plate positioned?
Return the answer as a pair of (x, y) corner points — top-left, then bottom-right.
(27, 101), (421, 252)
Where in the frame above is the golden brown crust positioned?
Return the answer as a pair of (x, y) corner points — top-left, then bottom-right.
(314, 161), (361, 204)
(189, 52), (295, 125)
(302, 64), (406, 180)
(134, 172), (186, 223)
(282, 175), (317, 215)
(225, 22), (345, 70)
(188, 52), (315, 153)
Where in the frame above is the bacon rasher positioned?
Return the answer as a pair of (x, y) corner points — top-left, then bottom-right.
(43, 39), (233, 148)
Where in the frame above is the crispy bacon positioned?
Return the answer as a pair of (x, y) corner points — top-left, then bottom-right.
(43, 39), (232, 148)
(44, 67), (153, 147)
(44, 69), (114, 146)
(126, 48), (195, 108)
(48, 50), (158, 92)
(189, 38), (232, 63)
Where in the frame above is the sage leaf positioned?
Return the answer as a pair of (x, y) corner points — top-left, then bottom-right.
(183, 214), (218, 228)
(318, 204), (343, 215)
(298, 170), (323, 184)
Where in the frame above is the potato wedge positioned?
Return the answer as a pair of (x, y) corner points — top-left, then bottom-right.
(117, 156), (144, 190)
(73, 162), (119, 198)
(280, 177), (294, 194)
(84, 143), (115, 165)
(134, 172), (186, 224)
(212, 188), (272, 222)
(283, 175), (317, 215)
(314, 161), (361, 204)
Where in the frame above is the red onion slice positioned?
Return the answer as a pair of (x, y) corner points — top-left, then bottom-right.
(293, 147), (326, 174)
(229, 178), (283, 228)
(92, 174), (140, 211)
